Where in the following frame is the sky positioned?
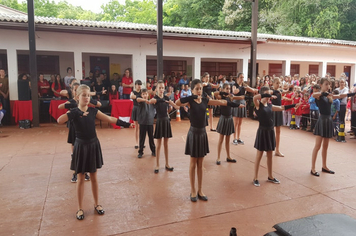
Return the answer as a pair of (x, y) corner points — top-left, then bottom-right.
(19, 0), (127, 13)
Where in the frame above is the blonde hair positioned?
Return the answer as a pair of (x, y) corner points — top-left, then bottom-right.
(76, 84), (90, 97)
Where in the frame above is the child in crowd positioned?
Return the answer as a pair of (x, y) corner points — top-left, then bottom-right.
(214, 84), (245, 165)
(149, 80), (179, 173)
(130, 80), (142, 149)
(0, 101), (5, 127)
(331, 90), (340, 137)
(282, 84), (294, 126)
(176, 79), (234, 202)
(118, 82), (123, 99)
(252, 86), (296, 187)
(174, 89), (180, 102)
(308, 85), (320, 132)
(292, 90), (302, 129)
(310, 78), (352, 177)
(57, 84), (132, 220)
(300, 93), (310, 131)
(136, 88), (156, 158)
(108, 84), (119, 104)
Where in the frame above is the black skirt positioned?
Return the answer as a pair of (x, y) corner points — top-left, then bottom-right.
(273, 111), (284, 127)
(154, 117), (172, 139)
(313, 114), (333, 138)
(216, 115), (235, 136)
(67, 120), (76, 145)
(185, 126), (209, 158)
(131, 105), (139, 121)
(254, 126), (276, 151)
(71, 137), (103, 174)
(232, 100), (247, 118)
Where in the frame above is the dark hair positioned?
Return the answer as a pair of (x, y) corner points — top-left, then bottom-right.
(141, 88), (148, 93)
(135, 80), (142, 85)
(222, 83), (230, 89)
(313, 84), (321, 90)
(304, 92), (310, 97)
(39, 73), (44, 76)
(260, 86), (270, 94)
(201, 72), (209, 79)
(54, 74), (65, 90)
(333, 89), (340, 95)
(67, 67), (72, 73)
(320, 78), (330, 85)
(109, 84), (118, 95)
(18, 73), (28, 81)
(89, 70), (94, 74)
(70, 78), (77, 85)
(237, 73), (244, 79)
(71, 82), (80, 90)
(191, 79), (202, 90)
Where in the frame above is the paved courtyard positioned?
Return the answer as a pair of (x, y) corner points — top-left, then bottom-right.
(0, 118), (356, 235)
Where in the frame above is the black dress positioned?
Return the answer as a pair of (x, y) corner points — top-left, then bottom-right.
(254, 102), (276, 151)
(314, 95), (333, 138)
(216, 95), (235, 136)
(69, 107), (103, 174)
(185, 97), (210, 157)
(232, 84), (247, 118)
(203, 83), (214, 109)
(131, 90), (141, 121)
(153, 95), (173, 139)
(67, 99), (77, 145)
(272, 89), (283, 127)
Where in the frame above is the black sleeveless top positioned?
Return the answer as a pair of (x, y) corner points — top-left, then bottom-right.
(203, 83), (213, 98)
(316, 95), (331, 115)
(272, 89), (282, 106)
(71, 107), (98, 140)
(234, 83), (246, 96)
(256, 102), (273, 128)
(132, 90), (141, 106)
(220, 96), (232, 116)
(154, 95), (169, 119)
(189, 97), (209, 128)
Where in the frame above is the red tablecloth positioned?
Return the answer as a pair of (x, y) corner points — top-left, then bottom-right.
(111, 100), (133, 129)
(12, 100), (33, 124)
(49, 100), (68, 120)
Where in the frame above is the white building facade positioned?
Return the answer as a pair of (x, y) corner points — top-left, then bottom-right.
(0, 13), (356, 101)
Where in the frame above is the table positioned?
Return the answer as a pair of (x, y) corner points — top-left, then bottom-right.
(49, 100), (68, 120)
(12, 100), (33, 124)
(111, 100), (133, 129)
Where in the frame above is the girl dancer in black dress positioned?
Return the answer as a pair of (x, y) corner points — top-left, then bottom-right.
(202, 72), (220, 131)
(58, 82), (102, 182)
(232, 73), (258, 145)
(150, 80), (179, 173)
(176, 79), (241, 202)
(57, 84), (132, 220)
(252, 86), (296, 187)
(130, 80), (142, 149)
(310, 78), (352, 176)
(214, 83), (245, 165)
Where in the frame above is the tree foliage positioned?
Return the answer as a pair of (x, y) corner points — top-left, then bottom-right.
(1, 0), (356, 40)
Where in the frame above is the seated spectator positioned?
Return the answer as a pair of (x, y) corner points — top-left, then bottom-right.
(174, 89), (180, 102)
(51, 74), (66, 98)
(180, 84), (191, 120)
(109, 84), (119, 104)
(64, 67), (74, 89)
(178, 73), (189, 87)
(331, 90), (341, 136)
(94, 73), (107, 100)
(165, 85), (174, 101)
(18, 73), (31, 101)
(38, 73), (50, 97)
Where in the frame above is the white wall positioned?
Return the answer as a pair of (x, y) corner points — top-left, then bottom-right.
(1, 28), (356, 100)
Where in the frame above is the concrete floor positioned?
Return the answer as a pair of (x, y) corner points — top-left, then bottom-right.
(0, 118), (356, 236)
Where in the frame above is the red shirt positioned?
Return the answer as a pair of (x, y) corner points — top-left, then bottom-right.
(284, 92), (294, 106)
(300, 99), (310, 114)
(109, 91), (119, 104)
(51, 82), (63, 97)
(122, 76), (133, 95)
(174, 93), (180, 102)
(38, 80), (50, 96)
(292, 97), (301, 115)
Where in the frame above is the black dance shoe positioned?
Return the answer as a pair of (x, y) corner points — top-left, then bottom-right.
(154, 169), (159, 174)
(94, 205), (105, 215)
(322, 168), (335, 174)
(210, 129), (216, 132)
(138, 154), (143, 158)
(216, 160), (221, 165)
(197, 193), (208, 201)
(151, 152), (156, 157)
(76, 209), (84, 220)
(134, 145), (138, 149)
(165, 166), (174, 171)
(190, 194), (198, 202)
(310, 170), (320, 177)
(226, 158), (237, 163)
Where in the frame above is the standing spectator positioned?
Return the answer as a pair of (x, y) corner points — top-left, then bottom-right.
(178, 73), (189, 87)
(64, 67), (75, 89)
(110, 73), (120, 89)
(336, 79), (349, 124)
(0, 101), (5, 127)
(52, 74), (65, 98)
(18, 73), (31, 101)
(38, 73), (50, 97)
(0, 69), (9, 123)
(122, 68), (133, 99)
(331, 90), (340, 136)
(94, 73), (106, 100)
(108, 85), (119, 104)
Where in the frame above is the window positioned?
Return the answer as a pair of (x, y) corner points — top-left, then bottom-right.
(327, 65), (336, 77)
(0, 54), (7, 71)
(309, 65), (319, 75)
(146, 60), (187, 76)
(201, 62), (237, 77)
(290, 64), (300, 76)
(18, 55), (59, 75)
(269, 63), (282, 76)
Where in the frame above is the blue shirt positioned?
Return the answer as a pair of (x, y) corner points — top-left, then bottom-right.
(331, 99), (340, 118)
(309, 96), (319, 111)
(180, 89), (192, 98)
(178, 78), (189, 86)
